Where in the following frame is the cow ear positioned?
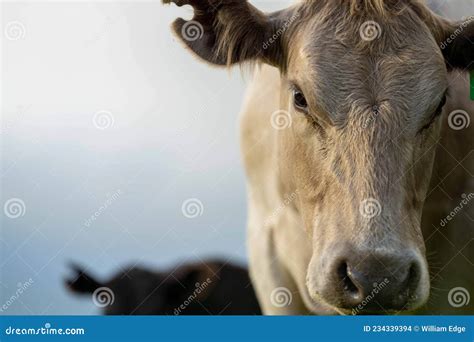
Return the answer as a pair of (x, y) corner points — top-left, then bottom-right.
(163, 0), (291, 68)
(414, 4), (473, 70)
(437, 17), (474, 70)
(430, 16), (474, 70)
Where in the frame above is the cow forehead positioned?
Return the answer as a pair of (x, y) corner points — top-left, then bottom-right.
(288, 37), (447, 126)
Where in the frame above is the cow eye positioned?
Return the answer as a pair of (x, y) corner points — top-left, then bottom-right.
(419, 94), (447, 133)
(434, 95), (447, 116)
(293, 89), (308, 112)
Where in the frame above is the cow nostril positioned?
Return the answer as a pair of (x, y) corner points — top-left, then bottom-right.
(406, 262), (421, 293)
(337, 261), (360, 299)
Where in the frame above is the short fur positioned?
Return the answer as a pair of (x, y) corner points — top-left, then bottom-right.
(165, 0), (474, 314)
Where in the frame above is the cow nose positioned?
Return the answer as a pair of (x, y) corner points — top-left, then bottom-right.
(327, 249), (422, 311)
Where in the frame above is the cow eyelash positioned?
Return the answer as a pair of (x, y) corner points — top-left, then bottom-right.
(419, 94), (447, 133)
(434, 94), (447, 116)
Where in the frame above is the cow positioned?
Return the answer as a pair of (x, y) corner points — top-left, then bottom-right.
(164, 0), (473, 314)
(65, 259), (261, 315)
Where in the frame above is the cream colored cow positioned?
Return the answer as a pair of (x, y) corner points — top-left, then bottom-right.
(165, 0), (474, 314)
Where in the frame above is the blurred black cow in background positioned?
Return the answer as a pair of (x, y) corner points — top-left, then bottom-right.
(65, 259), (261, 315)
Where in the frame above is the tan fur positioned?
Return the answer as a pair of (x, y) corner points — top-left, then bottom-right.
(241, 1), (473, 315)
(165, 0), (474, 314)
(243, 65), (473, 315)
